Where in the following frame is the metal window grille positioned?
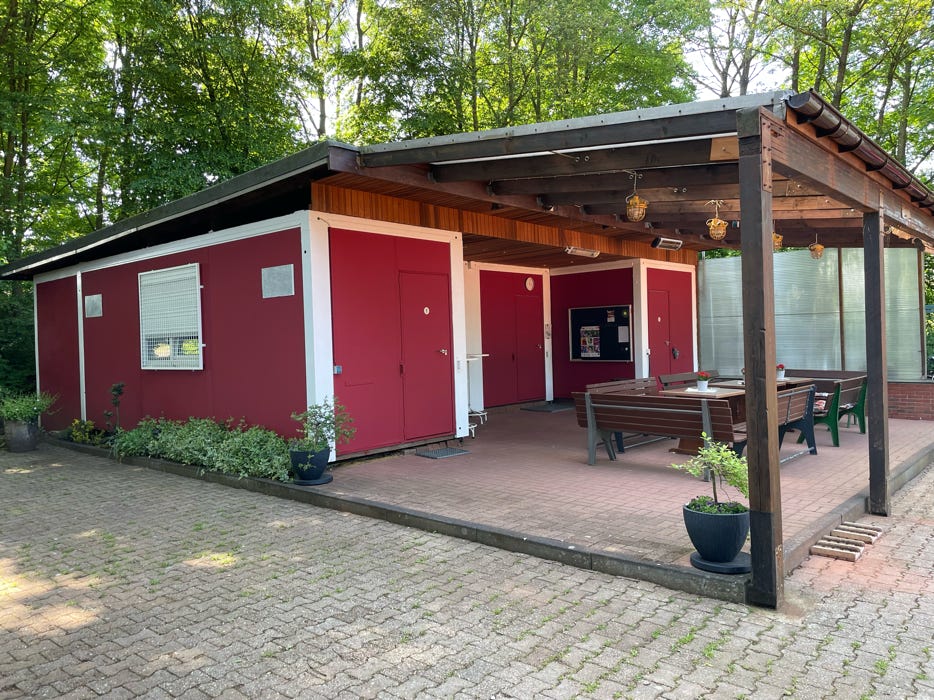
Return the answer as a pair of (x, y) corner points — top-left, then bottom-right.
(139, 263), (203, 370)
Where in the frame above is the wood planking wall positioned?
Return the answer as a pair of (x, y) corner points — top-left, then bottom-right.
(312, 182), (696, 265)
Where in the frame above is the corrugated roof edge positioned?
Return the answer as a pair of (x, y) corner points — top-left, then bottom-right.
(360, 91), (793, 156)
(0, 141), (339, 280)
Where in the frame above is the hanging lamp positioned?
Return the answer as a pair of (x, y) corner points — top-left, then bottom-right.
(706, 200), (728, 240)
(625, 170), (648, 222)
(772, 232), (783, 250)
(809, 233), (825, 259)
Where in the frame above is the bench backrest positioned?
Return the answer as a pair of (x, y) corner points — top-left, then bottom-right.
(658, 370), (719, 388)
(784, 369), (865, 380)
(572, 391), (736, 443)
(585, 377), (658, 395)
(776, 384), (814, 425)
(837, 376), (866, 408)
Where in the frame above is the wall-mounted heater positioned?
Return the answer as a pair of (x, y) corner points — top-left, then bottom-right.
(565, 246), (600, 258)
(651, 237), (683, 251)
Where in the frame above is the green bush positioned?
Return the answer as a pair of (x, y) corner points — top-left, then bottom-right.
(0, 391), (58, 423)
(212, 424), (290, 481)
(69, 419), (108, 446)
(112, 415), (291, 481)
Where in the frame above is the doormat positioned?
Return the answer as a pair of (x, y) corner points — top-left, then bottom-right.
(810, 522), (883, 561)
(521, 400), (574, 413)
(415, 447), (470, 459)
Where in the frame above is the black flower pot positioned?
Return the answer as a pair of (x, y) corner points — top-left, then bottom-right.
(682, 505), (750, 574)
(4, 421), (39, 452)
(289, 447), (333, 485)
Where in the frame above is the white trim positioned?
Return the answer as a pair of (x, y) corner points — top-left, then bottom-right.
(542, 272), (554, 401)
(76, 272), (87, 419)
(449, 234), (469, 437)
(549, 258), (640, 276)
(33, 212), (308, 284)
(305, 214), (336, 445)
(33, 286), (40, 396)
(309, 210), (455, 243)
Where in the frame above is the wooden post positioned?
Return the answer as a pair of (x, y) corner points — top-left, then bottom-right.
(737, 108), (784, 609)
(863, 207), (890, 515)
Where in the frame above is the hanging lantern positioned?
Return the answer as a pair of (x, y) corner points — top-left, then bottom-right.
(705, 199), (728, 240)
(772, 232), (783, 250)
(625, 171), (648, 222)
(809, 233), (824, 259)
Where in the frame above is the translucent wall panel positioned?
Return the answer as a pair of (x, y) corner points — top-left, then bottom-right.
(699, 248), (922, 379)
(841, 248), (923, 380)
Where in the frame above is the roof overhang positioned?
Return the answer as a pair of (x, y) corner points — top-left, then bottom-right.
(4, 91), (933, 280)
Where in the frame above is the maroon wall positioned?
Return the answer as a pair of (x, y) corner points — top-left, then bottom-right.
(78, 228), (306, 435)
(550, 268), (635, 398)
(35, 276), (81, 430)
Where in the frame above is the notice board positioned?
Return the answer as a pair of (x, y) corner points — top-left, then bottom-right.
(569, 305), (632, 362)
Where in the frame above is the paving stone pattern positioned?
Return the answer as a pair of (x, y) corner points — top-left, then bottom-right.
(2, 444), (934, 699)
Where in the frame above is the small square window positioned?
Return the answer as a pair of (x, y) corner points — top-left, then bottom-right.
(261, 264), (294, 298)
(84, 294), (103, 318)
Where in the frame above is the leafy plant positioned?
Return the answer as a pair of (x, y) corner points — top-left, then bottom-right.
(112, 415), (292, 482)
(212, 424), (290, 481)
(68, 419), (107, 446)
(290, 397), (355, 453)
(0, 391), (58, 423)
(104, 382), (125, 432)
(670, 433), (749, 513)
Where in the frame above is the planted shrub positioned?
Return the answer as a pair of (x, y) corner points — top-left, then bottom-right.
(212, 425), (290, 481)
(68, 419), (108, 446)
(112, 415), (292, 482)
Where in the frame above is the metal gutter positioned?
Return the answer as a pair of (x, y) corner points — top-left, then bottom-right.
(785, 91), (934, 211)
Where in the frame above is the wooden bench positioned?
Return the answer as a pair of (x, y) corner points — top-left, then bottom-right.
(584, 378), (659, 451)
(730, 384), (816, 459)
(571, 391), (744, 466)
(585, 377), (658, 395)
(659, 370), (719, 389)
(794, 375), (866, 447)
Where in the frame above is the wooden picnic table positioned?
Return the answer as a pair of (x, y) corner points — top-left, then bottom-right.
(658, 386), (746, 453)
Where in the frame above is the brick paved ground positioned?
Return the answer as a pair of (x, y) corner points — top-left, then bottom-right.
(2, 444), (934, 699)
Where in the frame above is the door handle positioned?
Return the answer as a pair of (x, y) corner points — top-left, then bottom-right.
(438, 348), (448, 355)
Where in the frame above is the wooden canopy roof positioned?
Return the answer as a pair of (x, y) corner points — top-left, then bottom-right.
(4, 90), (933, 279)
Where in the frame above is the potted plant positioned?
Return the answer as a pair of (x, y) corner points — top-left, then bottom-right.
(670, 433), (750, 573)
(288, 397), (355, 485)
(776, 363), (785, 380)
(1, 391), (58, 452)
(696, 371), (711, 391)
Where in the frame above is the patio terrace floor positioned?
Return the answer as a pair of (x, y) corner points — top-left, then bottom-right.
(314, 403), (934, 599)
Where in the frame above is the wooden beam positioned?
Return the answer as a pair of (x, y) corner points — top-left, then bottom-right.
(430, 140), (720, 183)
(326, 146), (631, 233)
(542, 184), (741, 207)
(738, 107), (784, 610)
(359, 109), (741, 167)
(864, 206), (890, 515)
(490, 164), (739, 195)
(768, 111), (934, 238)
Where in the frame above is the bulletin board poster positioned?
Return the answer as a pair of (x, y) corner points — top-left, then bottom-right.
(569, 305), (632, 362)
